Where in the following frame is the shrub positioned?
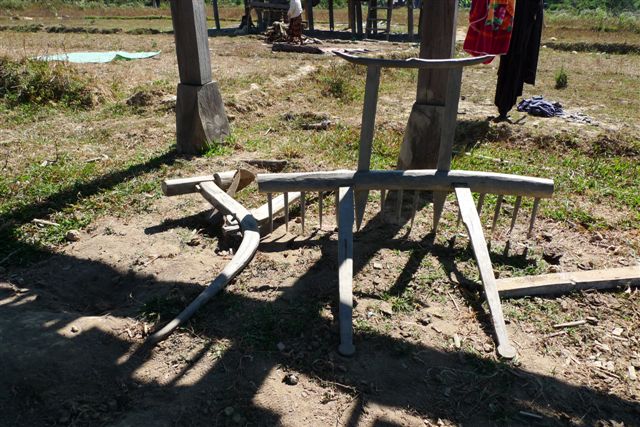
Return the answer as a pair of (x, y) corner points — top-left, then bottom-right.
(555, 67), (568, 89)
(0, 56), (95, 108)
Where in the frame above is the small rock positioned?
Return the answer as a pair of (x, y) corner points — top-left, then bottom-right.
(283, 373), (299, 385)
(548, 265), (561, 273)
(70, 325), (79, 333)
(611, 327), (623, 336)
(550, 36), (558, 41)
(232, 413), (246, 424)
(483, 343), (493, 353)
(629, 365), (638, 381)
(379, 301), (393, 316)
(107, 399), (117, 411)
(418, 317), (431, 326)
(187, 236), (201, 246)
(542, 231), (553, 242)
(373, 262), (383, 270)
(277, 342), (286, 351)
(224, 406), (234, 416)
(542, 248), (562, 265)
(65, 230), (81, 242)
(586, 316), (599, 325)
(453, 334), (461, 349)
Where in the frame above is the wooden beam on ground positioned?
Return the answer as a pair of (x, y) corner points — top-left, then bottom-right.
(257, 169), (554, 198)
(162, 169), (255, 196)
(149, 181), (259, 344)
(455, 186), (516, 359)
(334, 51), (493, 69)
(496, 266), (640, 298)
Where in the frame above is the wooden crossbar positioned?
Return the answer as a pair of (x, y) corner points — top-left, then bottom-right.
(334, 51), (494, 69)
(257, 170), (554, 198)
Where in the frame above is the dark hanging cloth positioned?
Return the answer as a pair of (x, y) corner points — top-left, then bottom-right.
(494, 0), (544, 117)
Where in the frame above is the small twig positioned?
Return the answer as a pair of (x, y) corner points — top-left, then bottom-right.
(544, 330), (567, 339)
(519, 410), (543, 420)
(446, 291), (460, 312)
(32, 218), (60, 227)
(0, 249), (20, 265)
(553, 320), (587, 329)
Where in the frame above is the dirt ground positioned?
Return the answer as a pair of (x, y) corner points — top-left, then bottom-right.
(1, 7), (640, 427)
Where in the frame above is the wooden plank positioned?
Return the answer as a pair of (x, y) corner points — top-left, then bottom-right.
(354, 65), (382, 230)
(149, 181), (259, 344)
(496, 266), (640, 298)
(334, 51), (493, 69)
(455, 186), (515, 359)
(170, 0), (213, 85)
(338, 186), (355, 356)
(257, 169), (554, 198)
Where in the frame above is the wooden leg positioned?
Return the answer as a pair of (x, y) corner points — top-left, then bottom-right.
(356, 1), (363, 36)
(455, 186), (516, 359)
(491, 194), (504, 237)
(338, 186), (355, 356)
(212, 0), (221, 30)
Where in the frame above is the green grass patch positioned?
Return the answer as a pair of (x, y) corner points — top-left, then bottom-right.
(0, 56), (96, 109)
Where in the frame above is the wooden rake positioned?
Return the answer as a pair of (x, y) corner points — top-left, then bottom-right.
(257, 169), (554, 358)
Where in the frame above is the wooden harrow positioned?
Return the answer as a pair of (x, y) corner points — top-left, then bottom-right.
(150, 52), (556, 360)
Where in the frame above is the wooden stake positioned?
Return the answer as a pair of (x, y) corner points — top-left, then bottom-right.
(508, 196), (522, 236)
(477, 192), (486, 215)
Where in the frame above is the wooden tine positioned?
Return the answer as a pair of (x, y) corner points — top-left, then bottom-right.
(300, 191), (306, 235)
(408, 190), (420, 235)
(396, 189), (403, 224)
(432, 191), (447, 233)
(267, 193), (273, 233)
(490, 195), (504, 237)
(477, 193), (486, 215)
(335, 191), (340, 228)
(507, 196), (522, 237)
(380, 189), (386, 214)
(319, 191), (324, 230)
(284, 192), (289, 232)
(527, 198), (541, 239)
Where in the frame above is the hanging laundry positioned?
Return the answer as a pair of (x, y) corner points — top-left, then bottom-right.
(517, 96), (563, 117)
(494, 0), (544, 119)
(463, 0), (516, 61)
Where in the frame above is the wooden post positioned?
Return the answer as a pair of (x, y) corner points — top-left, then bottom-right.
(306, 0), (314, 31)
(329, 0), (335, 31)
(348, 0), (355, 33)
(212, 0), (221, 30)
(397, 0), (458, 170)
(407, 0), (413, 42)
(170, 0), (230, 154)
